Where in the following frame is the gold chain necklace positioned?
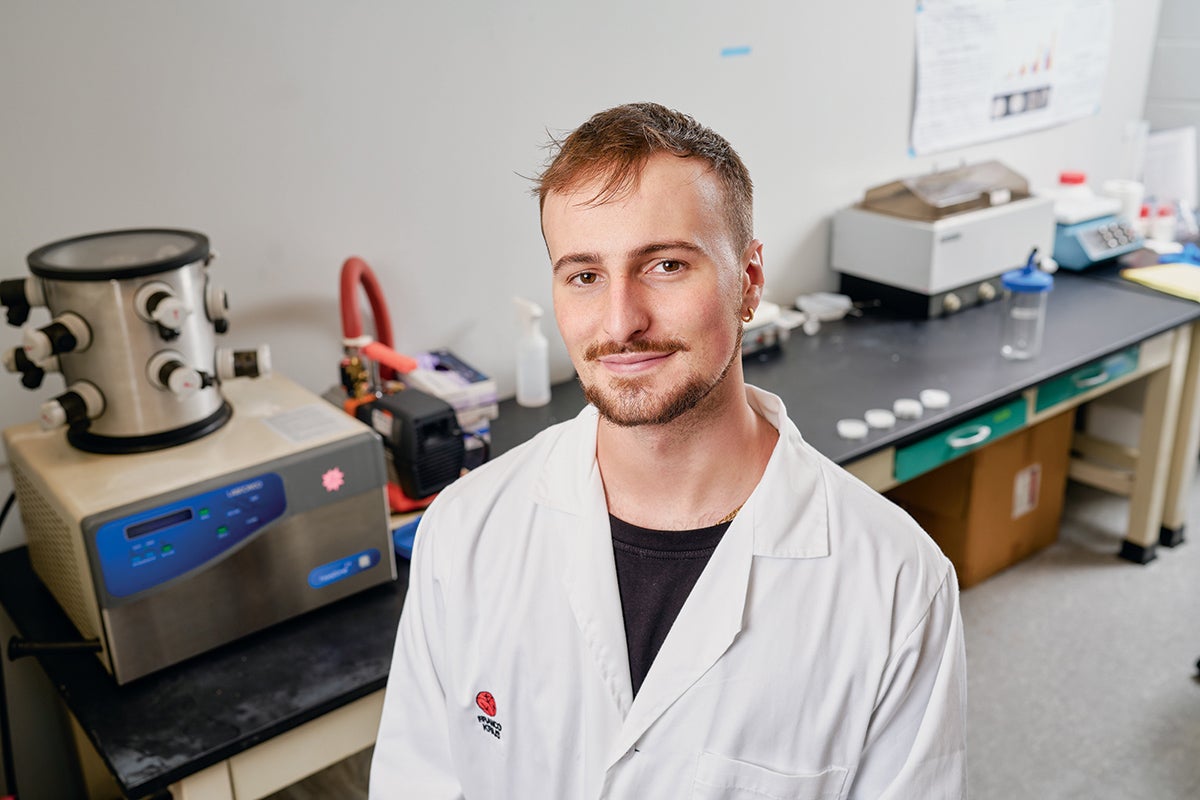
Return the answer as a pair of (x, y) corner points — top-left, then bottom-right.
(717, 502), (744, 525)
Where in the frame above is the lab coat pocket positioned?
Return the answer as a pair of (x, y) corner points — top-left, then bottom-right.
(692, 751), (848, 800)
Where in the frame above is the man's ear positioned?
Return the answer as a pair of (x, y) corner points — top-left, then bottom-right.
(741, 239), (765, 310)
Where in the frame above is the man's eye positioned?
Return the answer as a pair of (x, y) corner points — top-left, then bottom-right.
(572, 272), (598, 285)
(654, 260), (683, 273)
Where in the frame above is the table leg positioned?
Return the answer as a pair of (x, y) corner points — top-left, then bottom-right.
(1159, 322), (1200, 546)
(1121, 327), (1191, 563)
(169, 761), (235, 800)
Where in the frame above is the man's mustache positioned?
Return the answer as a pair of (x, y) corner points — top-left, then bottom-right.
(583, 339), (690, 361)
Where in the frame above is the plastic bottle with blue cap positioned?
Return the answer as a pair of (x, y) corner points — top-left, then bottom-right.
(1000, 247), (1054, 360)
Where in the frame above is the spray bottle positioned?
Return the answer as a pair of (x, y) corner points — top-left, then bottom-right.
(513, 297), (551, 407)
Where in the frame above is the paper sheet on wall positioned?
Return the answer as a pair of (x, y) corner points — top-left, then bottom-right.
(911, 0), (1114, 156)
(1141, 127), (1198, 210)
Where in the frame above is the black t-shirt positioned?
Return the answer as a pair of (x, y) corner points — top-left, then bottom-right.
(609, 514), (731, 696)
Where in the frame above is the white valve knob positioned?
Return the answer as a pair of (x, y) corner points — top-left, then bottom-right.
(38, 401), (67, 430)
(152, 295), (189, 329)
(22, 327), (52, 362)
(167, 364), (203, 396)
(147, 350), (204, 398)
(135, 281), (190, 332)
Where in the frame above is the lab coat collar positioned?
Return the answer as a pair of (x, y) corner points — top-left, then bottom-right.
(531, 384), (832, 561)
(537, 385), (831, 765)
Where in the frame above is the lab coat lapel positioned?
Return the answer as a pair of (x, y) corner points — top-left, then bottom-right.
(535, 408), (635, 720)
(603, 387), (831, 764)
(606, 505), (754, 766)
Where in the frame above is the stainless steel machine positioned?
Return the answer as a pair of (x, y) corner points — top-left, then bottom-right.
(1, 229), (393, 683)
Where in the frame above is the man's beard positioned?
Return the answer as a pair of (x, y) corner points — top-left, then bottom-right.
(579, 325), (743, 428)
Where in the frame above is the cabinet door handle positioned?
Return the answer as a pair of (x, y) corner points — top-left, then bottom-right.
(947, 425), (992, 449)
(1072, 368), (1111, 389)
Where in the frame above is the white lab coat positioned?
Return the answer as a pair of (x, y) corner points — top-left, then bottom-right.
(370, 386), (967, 799)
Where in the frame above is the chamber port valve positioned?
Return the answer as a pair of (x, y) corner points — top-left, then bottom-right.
(22, 312), (91, 363)
(205, 281), (230, 334)
(147, 351), (212, 398)
(216, 345), (271, 381)
(3, 347), (59, 389)
(135, 281), (190, 341)
(40, 380), (105, 432)
(0, 277), (46, 327)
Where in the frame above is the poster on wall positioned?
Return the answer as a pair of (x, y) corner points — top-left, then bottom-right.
(910, 0), (1114, 156)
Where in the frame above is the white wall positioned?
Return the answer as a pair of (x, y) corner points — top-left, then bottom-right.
(1144, 0), (1200, 196)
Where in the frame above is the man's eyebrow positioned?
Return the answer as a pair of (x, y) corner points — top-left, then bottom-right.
(551, 241), (704, 275)
(630, 241), (704, 260)
(552, 251), (601, 275)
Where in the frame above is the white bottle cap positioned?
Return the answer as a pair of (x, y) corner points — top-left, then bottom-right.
(836, 418), (869, 440)
(893, 398), (924, 419)
(864, 408), (896, 429)
(919, 389), (951, 410)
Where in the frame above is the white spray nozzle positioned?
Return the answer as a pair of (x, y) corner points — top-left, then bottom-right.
(513, 297), (544, 331)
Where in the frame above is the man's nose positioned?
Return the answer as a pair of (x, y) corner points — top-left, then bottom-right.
(603, 277), (651, 343)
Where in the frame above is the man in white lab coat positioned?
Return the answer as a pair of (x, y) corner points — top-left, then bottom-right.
(371, 103), (967, 799)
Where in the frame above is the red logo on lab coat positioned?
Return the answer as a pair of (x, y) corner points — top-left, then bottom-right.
(476, 691), (496, 716)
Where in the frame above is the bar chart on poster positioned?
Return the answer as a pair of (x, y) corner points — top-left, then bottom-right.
(911, 0), (1115, 155)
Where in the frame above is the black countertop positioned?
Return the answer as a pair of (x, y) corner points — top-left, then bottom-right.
(491, 271), (1200, 463)
(1, 269), (1197, 798)
(0, 546), (408, 798)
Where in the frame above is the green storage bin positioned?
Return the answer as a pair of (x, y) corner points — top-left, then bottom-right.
(894, 396), (1028, 482)
(1034, 346), (1139, 412)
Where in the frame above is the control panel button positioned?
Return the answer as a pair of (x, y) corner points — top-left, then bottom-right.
(308, 549), (382, 589)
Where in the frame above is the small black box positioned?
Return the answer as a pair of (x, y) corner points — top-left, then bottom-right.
(356, 389), (464, 499)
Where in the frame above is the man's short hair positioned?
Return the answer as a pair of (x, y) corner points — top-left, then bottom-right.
(535, 102), (754, 249)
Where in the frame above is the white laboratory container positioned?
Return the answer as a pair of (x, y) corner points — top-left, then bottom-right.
(1000, 257), (1053, 360)
(513, 297), (551, 407)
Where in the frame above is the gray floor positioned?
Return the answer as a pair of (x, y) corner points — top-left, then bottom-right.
(273, 477), (1200, 800)
(963, 478), (1200, 799)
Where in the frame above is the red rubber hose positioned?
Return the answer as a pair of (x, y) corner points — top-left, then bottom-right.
(362, 340), (418, 375)
(340, 256), (399, 380)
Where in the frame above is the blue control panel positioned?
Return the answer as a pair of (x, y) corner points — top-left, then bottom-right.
(95, 473), (287, 598)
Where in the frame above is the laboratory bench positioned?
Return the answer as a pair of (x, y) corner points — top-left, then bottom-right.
(495, 270), (1200, 560)
(2, 269), (1200, 799)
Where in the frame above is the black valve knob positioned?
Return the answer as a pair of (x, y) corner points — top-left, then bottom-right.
(2, 280), (30, 326)
(39, 381), (105, 432)
(14, 348), (45, 389)
(23, 313), (91, 362)
(155, 321), (181, 341)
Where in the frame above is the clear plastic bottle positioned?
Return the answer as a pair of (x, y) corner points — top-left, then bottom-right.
(1000, 250), (1054, 360)
(513, 297), (551, 407)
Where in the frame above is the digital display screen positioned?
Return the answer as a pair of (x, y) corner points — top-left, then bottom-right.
(125, 508), (193, 540)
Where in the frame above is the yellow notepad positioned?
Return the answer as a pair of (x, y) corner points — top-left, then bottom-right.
(1120, 263), (1200, 302)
